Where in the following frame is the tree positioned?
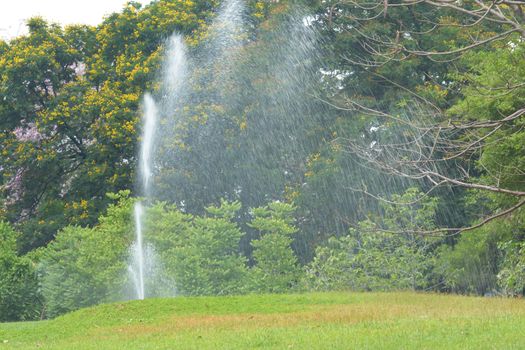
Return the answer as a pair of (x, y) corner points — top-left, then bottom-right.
(39, 191), (132, 317)
(307, 0), (525, 233)
(0, 0), (216, 251)
(249, 202), (302, 293)
(0, 221), (42, 321)
(305, 188), (439, 291)
(437, 207), (525, 295)
(147, 200), (248, 296)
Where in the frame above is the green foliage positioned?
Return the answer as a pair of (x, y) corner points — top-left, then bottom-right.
(249, 202), (301, 293)
(38, 191), (133, 317)
(437, 207), (525, 296)
(434, 40), (525, 296)
(1, 0), (525, 321)
(146, 200), (248, 296)
(447, 41), (525, 211)
(0, 0), (217, 251)
(0, 222), (42, 321)
(498, 237), (525, 296)
(305, 189), (439, 291)
(436, 228), (502, 295)
(27, 196), (303, 317)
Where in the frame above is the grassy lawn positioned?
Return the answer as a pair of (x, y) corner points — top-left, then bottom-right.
(1, 292), (524, 349)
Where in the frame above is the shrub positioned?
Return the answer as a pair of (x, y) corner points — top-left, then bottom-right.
(0, 222), (42, 321)
(39, 191), (132, 317)
(249, 202), (301, 293)
(305, 188), (439, 292)
(434, 208), (525, 295)
(147, 200), (248, 295)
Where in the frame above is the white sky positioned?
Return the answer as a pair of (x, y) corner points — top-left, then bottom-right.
(0, 0), (153, 40)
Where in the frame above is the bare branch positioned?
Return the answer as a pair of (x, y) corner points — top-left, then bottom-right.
(359, 198), (525, 236)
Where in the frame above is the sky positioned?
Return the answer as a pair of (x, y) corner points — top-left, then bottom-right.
(0, 0), (153, 40)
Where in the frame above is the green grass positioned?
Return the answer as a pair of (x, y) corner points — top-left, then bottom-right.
(1, 292), (525, 349)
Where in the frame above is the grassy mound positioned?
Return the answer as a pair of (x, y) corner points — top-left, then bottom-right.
(1, 292), (524, 349)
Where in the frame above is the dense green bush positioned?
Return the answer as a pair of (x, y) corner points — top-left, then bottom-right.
(305, 189), (439, 291)
(143, 200), (304, 296)
(305, 225), (437, 291)
(434, 205), (525, 296)
(435, 227), (503, 295)
(249, 202), (302, 293)
(0, 222), (42, 321)
(437, 207), (525, 295)
(29, 189), (525, 319)
(39, 191), (132, 317)
(497, 240), (525, 296)
(495, 209), (525, 296)
(34, 196), (304, 316)
(146, 200), (248, 296)
(10, 189), (525, 320)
